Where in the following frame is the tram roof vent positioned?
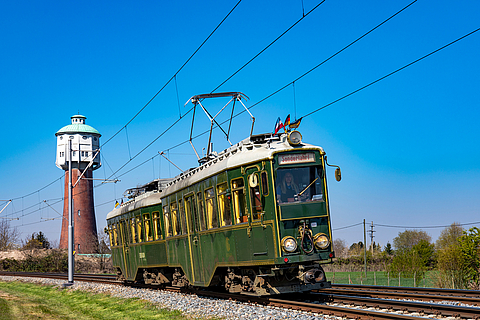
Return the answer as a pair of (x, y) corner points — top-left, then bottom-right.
(250, 133), (279, 144)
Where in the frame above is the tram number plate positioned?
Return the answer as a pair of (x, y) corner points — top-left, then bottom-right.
(278, 153), (315, 165)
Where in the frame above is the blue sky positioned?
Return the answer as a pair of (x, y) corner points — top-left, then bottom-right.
(1, 0), (479, 249)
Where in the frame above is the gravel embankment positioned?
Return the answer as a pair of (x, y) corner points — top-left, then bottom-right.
(0, 276), (344, 320)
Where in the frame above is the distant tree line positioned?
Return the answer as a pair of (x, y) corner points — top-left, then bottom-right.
(333, 223), (480, 289)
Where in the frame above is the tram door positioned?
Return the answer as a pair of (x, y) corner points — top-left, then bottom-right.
(185, 194), (205, 284)
(119, 219), (131, 279)
(246, 169), (269, 257)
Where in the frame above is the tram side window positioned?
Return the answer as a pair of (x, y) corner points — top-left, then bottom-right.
(152, 211), (162, 240)
(131, 218), (137, 243)
(231, 178), (247, 224)
(171, 202), (182, 236)
(163, 206), (172, 237)
(118, 222), (125, 245)
(261, 171), (269, 196)
(197, 192), (206, 231)
(143, 213), (153, 241)
(112, 225), (118, 246)
(179, 199), (187, 235)
(136, 216), (144, 242)
(217, 182), (232, 227)
(205, 188), (218, 229)
(185, 196), (197, 233)
(249, 174), (263, 220)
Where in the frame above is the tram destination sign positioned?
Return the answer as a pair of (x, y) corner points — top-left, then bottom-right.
(278, 153), (315, 165)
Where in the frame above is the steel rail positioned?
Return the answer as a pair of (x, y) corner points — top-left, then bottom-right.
(332, 283), (480, 298)
(324, 287), (480, 306)
(304, 292), (480, 319)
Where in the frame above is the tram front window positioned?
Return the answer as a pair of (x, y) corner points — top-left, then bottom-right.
(276, 166), (324, 203)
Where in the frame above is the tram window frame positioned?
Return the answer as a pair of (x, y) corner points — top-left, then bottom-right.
(170, 201), (180, 236)
(231, 178), (247, 224)
(152, 211), (162, 240)
(136, 216), (144, 242)
(205, 187), (218, 229)
(197, 192), (206, 231)
(111, 225), (117, 246)
(261, 171), (269, 196)
(184, 195), (197, 233)
(217, 182), (232, 227)
(163, 205), (173, 237)
(119, 221), (126, 245)
(143, 213), (153, 241)
(130, 218), (137, 243)
(249, 173), (263, 220)
(178, 199), (187, 235)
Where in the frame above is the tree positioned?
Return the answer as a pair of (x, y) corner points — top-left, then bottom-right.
(436, 223), (463, 251)
(393, 229), (431, 252)
(383, 242), (393, 255)
(348, 241), (364, 256)
(388, 239), (435, 284)
(458, 227), (480, 289)
(333, 238), (348, 258)
(22, 232), (51, 250)
(0, 219), (20, 251)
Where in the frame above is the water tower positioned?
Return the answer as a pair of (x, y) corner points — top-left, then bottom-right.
(55, 115), (101, 253)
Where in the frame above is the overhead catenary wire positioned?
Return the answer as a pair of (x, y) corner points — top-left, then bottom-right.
(98, 0), (410, 180)
(101, 0), (243, 147)
(210, 0), (328, 93)
(1, 0), (243, 207)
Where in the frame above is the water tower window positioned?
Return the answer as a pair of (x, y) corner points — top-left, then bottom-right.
(60, 136), (63, 140)
(82, 136), (87, 140)
(94, 137), (97, 141)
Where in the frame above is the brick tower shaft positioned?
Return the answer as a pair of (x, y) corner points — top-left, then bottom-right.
(59, 168), (98, 253)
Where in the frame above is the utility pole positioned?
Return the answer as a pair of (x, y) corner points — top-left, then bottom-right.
(363, 219), (367, 277)
(65, 138), (74, 287)
(367, 221), (375, 255)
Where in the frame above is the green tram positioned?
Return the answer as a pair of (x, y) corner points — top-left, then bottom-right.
(106, 131), (339, 295)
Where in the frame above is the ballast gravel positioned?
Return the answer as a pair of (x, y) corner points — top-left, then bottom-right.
(0, 276), (346, 320)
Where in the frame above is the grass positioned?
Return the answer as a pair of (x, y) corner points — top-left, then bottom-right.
(326, 270), (438, 287)
(0, 280), (191, 320)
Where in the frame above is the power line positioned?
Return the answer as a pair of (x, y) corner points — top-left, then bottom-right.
(376, 221), (480, 229)
(333, 222), (363, 231)
(210, 0), (328, 93)
(1, 0), (243, 205)
(303, 26), (480, 119)
(101, 0), (243, 147)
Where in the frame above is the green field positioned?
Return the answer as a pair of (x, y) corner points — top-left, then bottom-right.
(0, 281), (190, 320)
(326, 271), (439, 288)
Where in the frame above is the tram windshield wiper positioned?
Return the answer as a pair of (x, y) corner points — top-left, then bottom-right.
(298, 177), (318, 197)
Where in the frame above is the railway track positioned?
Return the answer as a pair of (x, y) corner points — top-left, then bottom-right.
(1, 271), (480, 319)
(327, 283), (480, 305)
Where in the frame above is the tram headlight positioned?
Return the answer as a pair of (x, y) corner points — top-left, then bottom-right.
(313, 233), (330, 250)
(287, 131), (302, 146)
(282, 236), (298, 253)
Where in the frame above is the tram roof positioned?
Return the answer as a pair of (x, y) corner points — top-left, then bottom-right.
(106, 132), (324, 221)
(162, 132), (324, 195)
